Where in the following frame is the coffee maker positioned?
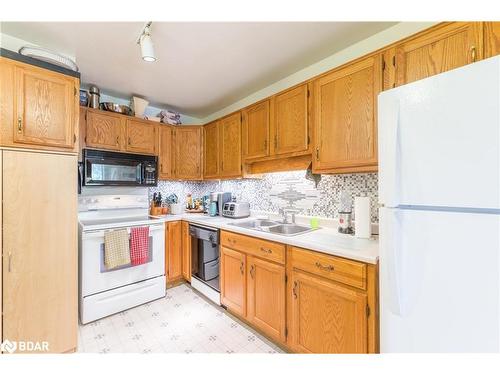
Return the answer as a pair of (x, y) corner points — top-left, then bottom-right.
(209, 192), (232, 216)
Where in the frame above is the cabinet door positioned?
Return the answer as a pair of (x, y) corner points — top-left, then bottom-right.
(219, 113), (242, 178)
(15, 65), (77, 149)
(484, 22), (500, 58)
(313, 55), (380, 173)
(242, 101), (270, 160)
(174, 127), (202, 180)
(158, 125), (174, 179)
(181, 221), (191, 281)
(272, 83), (309, 156)
(2, 150), (77, 353)
(203, 121), (220, 179)
(395, 22), (483, 86)
(289, 270), (368, 353)
(86, 110), (123, 151)
(220, 246), (246, 317)
(247, 256), (286, 343)
(166, 221), (183, 283)
(125, 119), (157, 155)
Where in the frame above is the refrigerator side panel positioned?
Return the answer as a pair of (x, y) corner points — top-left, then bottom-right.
(379, 207), (500, 352)
(379, 56), (500, 210)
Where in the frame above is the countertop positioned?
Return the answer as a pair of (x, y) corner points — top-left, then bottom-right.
(154, 213), (379, 264)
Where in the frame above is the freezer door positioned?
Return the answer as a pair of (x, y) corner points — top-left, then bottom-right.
(379, 207), (500, 352)
(378, 56), (500, 209)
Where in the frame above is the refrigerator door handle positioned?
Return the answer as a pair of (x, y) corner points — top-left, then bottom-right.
(383, 208), (403, 316)
(378, 94), (401, 207)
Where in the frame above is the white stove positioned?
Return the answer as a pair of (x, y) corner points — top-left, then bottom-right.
(78, 194), (166, 324)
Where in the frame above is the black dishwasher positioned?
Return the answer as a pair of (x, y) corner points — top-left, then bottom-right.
(189, 224), (220, 292)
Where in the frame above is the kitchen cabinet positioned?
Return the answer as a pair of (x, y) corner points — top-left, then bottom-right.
(288, 269), (367, 353)
(220, 246), (247, 317)
(1, 150), (78, 353)
(219, 112), (242, 178)
(247, 255), (286, 343)
(271, 83), (310, 157)
(287, 246), (378, 354)
(85, 109), (123, 151)
(242, 100), (270, 160)
(174, 126), (203, 180)
(0, 57), (79, 153)
(382, 47), (397, 90)
(312, 54), (381, 174)
(395, 22), (483, 86)
(181, 221), (191, 282)
(158, 125), (174, 179)
(203, 121), (220, 179)
(166, 221), (183, 284)
(125, 119), (157, 155)
(484, 22), (500, 58)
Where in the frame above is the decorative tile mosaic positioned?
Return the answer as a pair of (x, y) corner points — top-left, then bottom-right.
(150, 172), (379, 222)
(78, 284), (282, 353)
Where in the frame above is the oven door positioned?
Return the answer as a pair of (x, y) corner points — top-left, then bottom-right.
(80, 223), (165, 297)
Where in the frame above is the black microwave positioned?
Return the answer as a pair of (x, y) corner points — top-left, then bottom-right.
(82, 149), (158, 187)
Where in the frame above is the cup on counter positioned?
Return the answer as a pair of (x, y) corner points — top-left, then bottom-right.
(170, 203), (183, 215)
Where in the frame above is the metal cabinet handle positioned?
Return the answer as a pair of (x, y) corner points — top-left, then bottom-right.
(116, 136), (119, 145)
(315, 148), (320, 161)
(292, 281), (298, 299)
(240, 261), (244, 275)
(470, 46), (477, 62)
(250, 265), (255, 279)
(17, 116), (22, 133)
(8, 252), (12, 272)
(128, 137), (131, 145)
(263, 139), (267, 149)
(315, 261), (334, 272)
(260, 247), (272, 254)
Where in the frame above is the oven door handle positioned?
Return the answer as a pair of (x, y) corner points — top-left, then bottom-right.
(82, 223), (165, 238)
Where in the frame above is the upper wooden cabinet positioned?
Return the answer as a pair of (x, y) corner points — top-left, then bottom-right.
(203, 121), (220, 179)
(395, 22), (483, 86)
(158, 125), (174, 179)
(125, 119), (157, 155)
(219, 112), (242, 178)
(484, 22), (500, 58)
(312, 54), (381, 174)
(0, 57), (79, 153)
(242, 100), (270, 160)
(85, 110), (122, 151)
(174, 126), (202, 180)
(271, 83), (310, 156)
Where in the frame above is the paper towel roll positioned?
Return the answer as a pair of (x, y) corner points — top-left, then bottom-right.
(354, 196), (371, 239)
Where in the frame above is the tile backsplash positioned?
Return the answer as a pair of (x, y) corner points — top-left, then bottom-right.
(150, 171), (379, 223)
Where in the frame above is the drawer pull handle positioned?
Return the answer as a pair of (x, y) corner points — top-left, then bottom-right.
(260, 247), (272, 254)
(240, 261), (244, 275)
(250, 265), (255, 279)
(315, 261), (334, 272)
(292, 281), (298, 299)
(17, 116), (22, 133)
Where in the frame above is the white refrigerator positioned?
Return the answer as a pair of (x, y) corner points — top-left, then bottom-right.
(378, 56), (500, 352)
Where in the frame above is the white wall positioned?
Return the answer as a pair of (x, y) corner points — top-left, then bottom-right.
(200, 22), (438, 123)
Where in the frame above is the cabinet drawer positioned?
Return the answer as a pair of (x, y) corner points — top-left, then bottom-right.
(290, 247), (367, 289)
(221, 231), (285, 264)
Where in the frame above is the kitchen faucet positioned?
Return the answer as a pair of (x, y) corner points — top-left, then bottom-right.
(279, 208), (296, 224)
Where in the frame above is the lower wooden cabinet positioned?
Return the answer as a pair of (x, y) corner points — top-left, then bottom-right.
(247, 256), (286, 343)
(288, 269), (368, 353)
(181, 221), (191, 281)
(220, 246), (247, 316)
(166, 221), (183, 284)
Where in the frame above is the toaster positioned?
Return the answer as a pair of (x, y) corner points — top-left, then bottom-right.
(222, 202), (250, 218)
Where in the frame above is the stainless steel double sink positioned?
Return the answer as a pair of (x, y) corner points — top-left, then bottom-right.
(228, 218), (315, 236)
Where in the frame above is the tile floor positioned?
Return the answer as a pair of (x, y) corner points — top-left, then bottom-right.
(78, 283), (284, 354)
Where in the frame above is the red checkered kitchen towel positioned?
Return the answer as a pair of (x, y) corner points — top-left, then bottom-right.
(130, 226), (150, 266)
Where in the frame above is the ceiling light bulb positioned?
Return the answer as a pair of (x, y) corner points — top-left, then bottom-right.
(137, 23), (156, 62)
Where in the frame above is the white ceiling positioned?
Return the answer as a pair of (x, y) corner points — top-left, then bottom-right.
(1, 22), (396, 118)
